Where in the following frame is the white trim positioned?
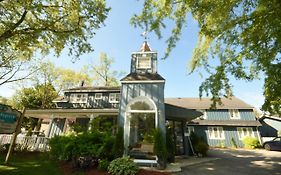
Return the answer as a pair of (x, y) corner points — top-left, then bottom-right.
(136, 56), (152, 69)
(94, 93), (102, 100)
(129, 110), (156, 113)
(237, 127), (254, 140)
(121, 80), (165, 84)
(109, 93), (120, 103)
(208, 126), (225, 140)
(229, 109), (240, 119)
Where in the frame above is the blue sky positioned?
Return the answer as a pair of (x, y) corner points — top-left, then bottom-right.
(0, 1), (264, 109)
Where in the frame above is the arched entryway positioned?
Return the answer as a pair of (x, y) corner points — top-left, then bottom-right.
(124, 96), (158, 159)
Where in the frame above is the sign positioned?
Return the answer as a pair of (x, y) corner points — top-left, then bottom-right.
(0, 104), (21, 134)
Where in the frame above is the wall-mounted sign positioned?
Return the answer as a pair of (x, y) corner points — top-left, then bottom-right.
(0, 104), (21, 134)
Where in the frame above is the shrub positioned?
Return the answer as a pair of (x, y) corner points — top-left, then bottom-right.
(278, 130), (281, 137)
(112, 127), (124, 158)
(190, 132), (209, 156)
(242, 137), (261, 149)
(153, 128), (167, 169)
(108, 156), (138, 175)
(98, 159), (110, 171)
(49, 131), (115, 162)
(231, 137), (238, 148)
(166, 127), (175, 163)
(194, 141), (209, 157)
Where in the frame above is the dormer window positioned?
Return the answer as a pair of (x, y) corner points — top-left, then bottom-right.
(70, 93), (88, 103)
(109, 93), (120, 103)
(229, 109), (240, 119)
(136, 55), (151, 69)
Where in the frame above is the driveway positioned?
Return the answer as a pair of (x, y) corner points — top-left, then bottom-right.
(175, 148), (281, 175)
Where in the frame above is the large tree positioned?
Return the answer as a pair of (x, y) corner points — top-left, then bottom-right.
(131, 0), (281, 115)
(0, 0), (109, 85)
(88, 52), (125, 86)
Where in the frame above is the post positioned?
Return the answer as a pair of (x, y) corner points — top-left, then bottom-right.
(5, 108), (25, 164)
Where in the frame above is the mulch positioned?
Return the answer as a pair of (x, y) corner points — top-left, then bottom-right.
(59, 161), (171, 175)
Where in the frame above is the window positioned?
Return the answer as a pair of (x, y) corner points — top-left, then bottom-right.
(237, 127), (254, 140)
(95, 93), (102, 100)
(109, 93), (120, 103)
(186, 126), (194, 136)
(197, 110), (207, 119)
(229, 109), (240, 119)
(208, 127), (224, 139)
(70, 93), (88, 103)
(136, 56), (151, 69)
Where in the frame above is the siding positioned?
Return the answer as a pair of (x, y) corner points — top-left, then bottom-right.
(194, 126), (259, 148)
(48, 118), (66, 138)
(206, 109), (256, 121)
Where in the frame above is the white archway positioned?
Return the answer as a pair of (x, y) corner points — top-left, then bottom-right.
(124, 96), (158, 157)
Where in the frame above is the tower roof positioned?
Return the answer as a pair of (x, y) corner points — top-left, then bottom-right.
(139, 41), (151, 52)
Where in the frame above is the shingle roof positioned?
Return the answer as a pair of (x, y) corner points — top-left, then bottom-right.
(165, 97), (253, 110)
(121, 73), (165, 81)
(139, 41), (152, 52)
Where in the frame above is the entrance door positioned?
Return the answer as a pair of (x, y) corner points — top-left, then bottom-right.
(124, 96), (158, 159)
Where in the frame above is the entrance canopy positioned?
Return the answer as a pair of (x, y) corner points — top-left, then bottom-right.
(25, 109), (118, 119)
(165, 104), (202, 121)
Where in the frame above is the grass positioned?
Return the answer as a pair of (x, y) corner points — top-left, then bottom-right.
(0, 152), (63, 175)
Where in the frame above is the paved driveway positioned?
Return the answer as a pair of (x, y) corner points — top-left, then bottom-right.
(175, 148), (281, 175)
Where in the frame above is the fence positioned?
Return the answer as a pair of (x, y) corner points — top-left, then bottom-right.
(0, 134), (49, 152)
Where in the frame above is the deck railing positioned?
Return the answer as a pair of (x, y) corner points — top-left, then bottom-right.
(0, 134), (50, 152)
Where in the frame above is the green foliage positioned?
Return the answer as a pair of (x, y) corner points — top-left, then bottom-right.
(166, 126), (175, 163)
(112, 127), (124, 158)
(218, 140), (226, 148)
(190, 132), (209, 156)
(11, 83), (58, 110)
(0, 0), (109, 86)
(87, 52), (125, 86)
(195, 141), (209, 157)
(49, 131), (115, 161)
(132, 0), (281, 115)
(242, 137), (261, 149)
(98, 159), (110, 171)
(153, 128), (167, 164)
(90, 116), (116, 134)
(231, 137), (238, 148)
(278, 130), (281, 137)
(108, 156), (138, 175)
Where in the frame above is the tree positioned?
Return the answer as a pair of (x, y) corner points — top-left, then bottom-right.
(0, 0), (109, 86)
(88, 52), (125, 86)
(131, 0), (281, 115)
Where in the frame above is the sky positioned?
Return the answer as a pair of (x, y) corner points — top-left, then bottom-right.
(0, 1), (264, 109)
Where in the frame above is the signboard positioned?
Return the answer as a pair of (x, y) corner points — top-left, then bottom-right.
(0, 104), (21, 134)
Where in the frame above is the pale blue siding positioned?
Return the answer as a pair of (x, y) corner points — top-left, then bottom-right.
(239, 109), (256, 120)
(194, 126), (259, 148)
(206, 110), (229, 120)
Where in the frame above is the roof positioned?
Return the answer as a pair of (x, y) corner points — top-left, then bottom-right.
(121, 73), (165, 82)
(53, 96), (68, 103)
(139, 41), (151, 52)
(187, 119), (261, 126)
(165, 97), (253, 110)
(259, 115), (281, 122)
(165, 104), (203, 121)
(64, 86), (121, 93)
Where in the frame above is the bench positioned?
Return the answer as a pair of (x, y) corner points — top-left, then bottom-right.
(133, 158), (158, 167)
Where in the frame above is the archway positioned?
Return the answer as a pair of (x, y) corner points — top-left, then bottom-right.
(124, 96), (158, 159)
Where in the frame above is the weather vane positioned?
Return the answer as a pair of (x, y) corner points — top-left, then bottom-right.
(141, 30), (149, 41)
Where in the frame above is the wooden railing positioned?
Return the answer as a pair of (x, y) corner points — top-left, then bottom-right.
(0, 134), (49, 152)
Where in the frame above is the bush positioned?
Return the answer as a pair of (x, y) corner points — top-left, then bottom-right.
(190, 132), (209, 156)
(154, 128), (167, 169)
(166, 127), (175, 163)
(242, 137), (261, 149)
(231, 137), (238, 148)
(108, 156), (138, 175)
(112, 127), (124, 158)
(194, 141), (209, 157)
(98, 159), (110, 171)
(49, 131), (115, 162)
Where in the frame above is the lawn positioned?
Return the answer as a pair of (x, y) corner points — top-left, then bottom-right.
(0, 152), (63, 175)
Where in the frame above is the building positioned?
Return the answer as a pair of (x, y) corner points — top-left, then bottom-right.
(166, 97), (261, 148)
(259, 115), (281, 138)
(25, 41), (262, 158)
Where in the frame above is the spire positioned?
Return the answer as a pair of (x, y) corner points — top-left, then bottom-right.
(139, 41), (151, 52)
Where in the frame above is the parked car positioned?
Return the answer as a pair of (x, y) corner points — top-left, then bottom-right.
(263, 137), (281, 151)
